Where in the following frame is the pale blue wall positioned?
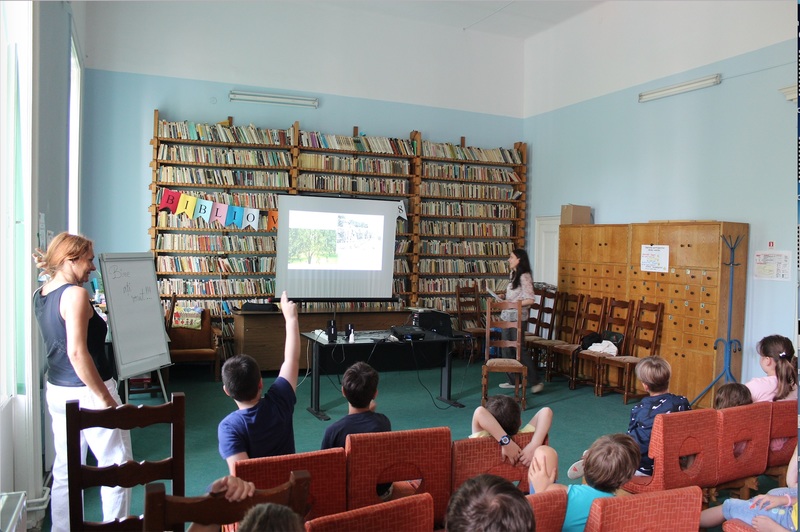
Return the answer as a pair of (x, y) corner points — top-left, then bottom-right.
(524, 40), (796, 381)
(80, 71), (523, 254)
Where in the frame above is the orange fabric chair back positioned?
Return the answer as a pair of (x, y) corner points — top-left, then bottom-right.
(451, 432), (534, 494)
(768, 399), (798, 467)
(623, 408), (718, 493)
(585, 485), (702, 532)
(345, 427), (452, 526)
(526, 489), (567, 532)
(715, 402), (771, 484)
(304, 493), (434, 532)
(233, 448), (346, 520)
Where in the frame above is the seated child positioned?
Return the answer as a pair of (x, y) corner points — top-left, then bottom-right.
(321, 361), (392, 499)
(529, 433), (640, 532)
(471, 395), (552, 466)
(218, 292), (300, 474)
(700, 444), (798, 530)
(445, 473), (534, 532)
(627, 356), (690, 475)
(745, 334), (797, 403)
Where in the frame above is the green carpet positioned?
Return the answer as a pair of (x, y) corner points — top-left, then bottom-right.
(42, 356), (741, 530)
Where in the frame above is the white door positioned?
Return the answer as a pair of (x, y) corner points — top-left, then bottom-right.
(534, 216), (560, 286)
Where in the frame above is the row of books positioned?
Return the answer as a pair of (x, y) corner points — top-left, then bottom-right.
(301, 301), (405, 311)
(156, 256), (275, 274)
(299, 130), (416, 156)
(156, 212), (271, 231)
(298, 153), (411, 174)
(422, 163), (521, 183)
(158, 119), (293, 146)
(419, 182), (518, 201)
(421, 141), (523, 165)
(157, 166), (290, 188)
(158, 278), (275, 297)
(162, 297), (273, 316)
(157, 144), (292, 167)
(395, 240), (412, 253)
(417, 240), (515, 256)
(418, 221), (514, 238)
(420, 201), (517, 219)
(297, 174), (408, 195)
(393, 278), (410, 292)
(418, 259), (509, 275)
(155, 234), (276, 253)
(394, 258), (411, 274)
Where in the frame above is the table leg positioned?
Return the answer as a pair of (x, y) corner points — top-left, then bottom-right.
(307, 341), (330, 421)
(437, 343), (464, 408)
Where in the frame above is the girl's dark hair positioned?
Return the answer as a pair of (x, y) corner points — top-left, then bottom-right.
(713, 382), (752, 410)
(757, 335), (797, 401)
(509, 248), (532, 290)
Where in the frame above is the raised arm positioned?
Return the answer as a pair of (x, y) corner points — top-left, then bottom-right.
(472, 406), (521, 463)
(277, 291), (300, 390)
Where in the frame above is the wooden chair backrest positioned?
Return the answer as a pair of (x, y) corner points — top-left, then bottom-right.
(768, 399), (798, 467)
(167, 307), (215, 350)
(554, 292), (583, 343)
(455, 283), (483, 330)
(66, 392), (185, 531)
(485, 299), (524, 361)
(628, 301), (664, 357)
(451, 432), (534, 493)
(715, 402), (771, 484)
(575, 295), (608, 339)
(526, 489), (567, 532)
(528, 286), (558, 339)
(144, 470), (310, 531)
(601, 298), (635, 354)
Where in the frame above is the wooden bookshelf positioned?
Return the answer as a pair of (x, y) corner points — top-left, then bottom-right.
(149, 110), (527, 366)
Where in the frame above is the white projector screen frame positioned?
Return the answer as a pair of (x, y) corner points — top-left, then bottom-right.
(275, 195), (401, 301)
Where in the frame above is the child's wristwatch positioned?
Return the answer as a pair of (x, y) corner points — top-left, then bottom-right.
(499, 435), (511, 446)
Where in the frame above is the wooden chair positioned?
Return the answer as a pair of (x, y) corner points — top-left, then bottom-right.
(344, 427), (452, 527)
(144, 470), (310, 531)
(304, 493), (434, 532)
(597, 300), (664, 403)
(233, 448), (347, 521)
(482, 299), (527, 410)
(525, 489), (567, 532)
(707, 402), (771, 501)
(66, 392), (185, 531)
(451, 432), (535, 494)
(455, 283), (485, 361)
(585, 485), (702, 532)
(763, 399), (798, 486)
(524, 287), (558, 368)
(623, 408), (718, 495)
(550, 295), (607, 390)
(165, 293), (220, 381)
(531, 292), (582, 382)
(575, 297), (635, 395)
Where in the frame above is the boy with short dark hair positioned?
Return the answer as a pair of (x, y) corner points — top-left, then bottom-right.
(470, 395), (552, 466)
(627, 356), (691, 475)
(445, 474), (534, 532)
(321, 361), (392, 498)
(218, 292), (299, 474)
(529, 433), (641, 532)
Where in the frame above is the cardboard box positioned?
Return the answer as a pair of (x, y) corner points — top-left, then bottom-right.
(561, 204), (593, 225)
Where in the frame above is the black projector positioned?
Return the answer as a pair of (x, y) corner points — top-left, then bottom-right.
(412, 309), (453, 337)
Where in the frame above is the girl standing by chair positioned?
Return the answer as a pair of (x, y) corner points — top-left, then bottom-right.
(496, 248), (543, 394)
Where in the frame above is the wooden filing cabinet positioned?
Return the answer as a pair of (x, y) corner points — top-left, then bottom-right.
(559, 221), (748, 407)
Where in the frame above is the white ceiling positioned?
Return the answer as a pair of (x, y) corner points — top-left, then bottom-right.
(322, 1), (604, 40)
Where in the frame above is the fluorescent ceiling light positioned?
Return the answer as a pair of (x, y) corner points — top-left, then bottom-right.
(229, 90), (319, 108)
(638, 74), (722, 103)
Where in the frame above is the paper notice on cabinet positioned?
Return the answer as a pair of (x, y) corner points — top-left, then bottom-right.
(640, 245), (669, 272)
(754, 250), (791, 281)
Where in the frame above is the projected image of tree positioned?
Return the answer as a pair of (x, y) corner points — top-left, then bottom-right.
(287, 210), (383, 271)
(288, 227), (336, 265)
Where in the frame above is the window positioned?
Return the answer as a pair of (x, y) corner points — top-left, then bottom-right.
(68, 34), (81, 233)
(0, 1), (32, 400)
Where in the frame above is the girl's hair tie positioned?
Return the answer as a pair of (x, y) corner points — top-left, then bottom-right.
(778, 351), (789, 359)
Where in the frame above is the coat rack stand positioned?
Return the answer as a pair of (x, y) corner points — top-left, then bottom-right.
(691, 234), (744, 406)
